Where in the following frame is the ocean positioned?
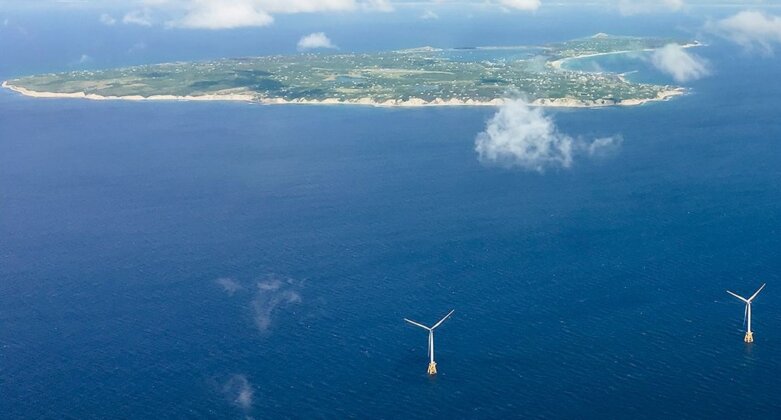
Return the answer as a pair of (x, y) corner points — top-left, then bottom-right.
(2, 6), (781, 419)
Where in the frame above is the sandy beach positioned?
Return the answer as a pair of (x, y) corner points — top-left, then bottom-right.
(1, 81), (258, 103)
(549, 41), (703, 70)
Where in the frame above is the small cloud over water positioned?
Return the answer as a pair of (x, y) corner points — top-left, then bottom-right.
(420, 10), (438, 20)
(222, 374), (254, 411)
(618, 0), (683, 16)
(214, 274), (303, 332)
(297, 32), (337, 51)
(707, 10), (781, 55)
(497, 0), (541, 12)
(123, 8), (153, 26)
(99, 13), (116, 26)
(650, 44), (709, 82)
(252, 277), (302, 332)
(475, 98), (621, 172)
(216, 277), (243, 296)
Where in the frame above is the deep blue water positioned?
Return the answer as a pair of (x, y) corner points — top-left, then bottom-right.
(3, 9), (781, 420)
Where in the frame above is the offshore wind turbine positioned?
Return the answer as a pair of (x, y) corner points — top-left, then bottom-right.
(404, 310), (454, 375)
(726, 283), (766, 343)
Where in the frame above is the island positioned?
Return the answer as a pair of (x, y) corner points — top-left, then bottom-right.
(2, 34), (699, 108)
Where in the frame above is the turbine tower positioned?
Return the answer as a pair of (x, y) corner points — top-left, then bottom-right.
(404, 310), (454, 375)
(727, 283), (766, 343)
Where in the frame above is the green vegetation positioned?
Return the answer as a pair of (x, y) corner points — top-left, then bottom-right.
(7, 34), (692, 105)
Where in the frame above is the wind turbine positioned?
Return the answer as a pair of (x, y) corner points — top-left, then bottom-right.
(404, 310), (454, 375)
(726, 283), (766, 343)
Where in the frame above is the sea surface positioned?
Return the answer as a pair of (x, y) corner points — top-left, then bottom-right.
(2, 8), (781, 420)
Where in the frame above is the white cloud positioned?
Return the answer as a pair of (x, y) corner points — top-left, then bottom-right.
(650, 43), (709, 82)
(255, 0), (357, 14)
(618, 0), (683, 16)
(362, 0), (393, 12)
(420, 9), (438, 20)
(22, 0), (489, 31)
(169, 0), (273, 29)
(0, 0), (392, 12)
(160, 0), (383, 28)
(123, 8), (153, 26)
(222, 374), (254, 411)
(475, 98), (621, 172)
(587, 135), (623, 158)
(216, 277), (243, 295)
(251, 278), (302, 332)
(497, 0), (541, 11)
(99, 13), (116, 25)
(297, 32), (337, 50)
(709, 10), (781, 54)
(142, 0), (388, 29)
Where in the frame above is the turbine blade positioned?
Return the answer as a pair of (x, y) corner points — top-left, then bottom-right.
(743, 303), (748, 328)
(748, 283), (766, 302)
(431, 309), (455, 330)
(726, 290), (749, 303)
(404, 318), (431, 330)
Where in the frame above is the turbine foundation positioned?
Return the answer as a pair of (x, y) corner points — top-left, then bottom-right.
(427, 361), (437, 375)
(744, 331), (754, 343)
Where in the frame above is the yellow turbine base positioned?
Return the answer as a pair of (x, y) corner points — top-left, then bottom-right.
(744, 331), (754, 343)
(427, 361), (437, 375)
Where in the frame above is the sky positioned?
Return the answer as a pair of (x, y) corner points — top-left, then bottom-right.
(1, 0), (781, 80)
(1, 0), (778, 32)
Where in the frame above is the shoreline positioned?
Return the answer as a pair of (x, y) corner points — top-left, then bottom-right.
(549, 41), (703, 71)
(1, 81), (685, 109)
